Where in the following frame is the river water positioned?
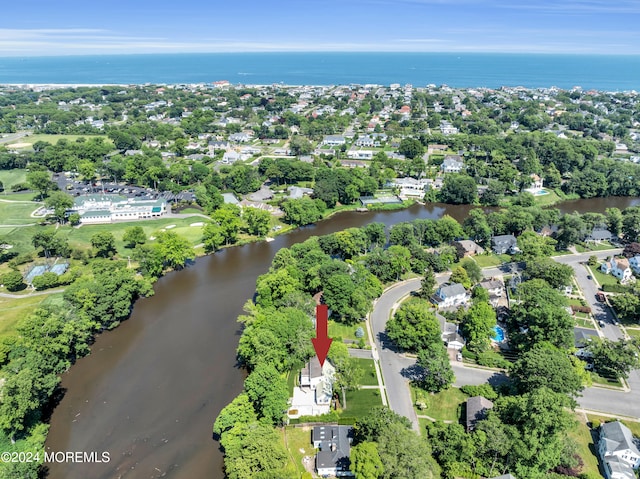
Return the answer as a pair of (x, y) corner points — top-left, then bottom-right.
(44, 197), (640, 479)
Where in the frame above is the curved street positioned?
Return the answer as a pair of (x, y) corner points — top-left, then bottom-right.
(368, 253), (640, 430)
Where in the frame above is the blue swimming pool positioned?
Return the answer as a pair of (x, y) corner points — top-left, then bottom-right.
(492, 325), (505, 342)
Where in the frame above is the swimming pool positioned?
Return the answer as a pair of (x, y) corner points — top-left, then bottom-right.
(492, 325), (505, 342)
(533, 189), (550, 196)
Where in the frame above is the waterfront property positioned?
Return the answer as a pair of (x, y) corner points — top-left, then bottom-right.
(491, 234), (518, 255)
(288, 357), (336, 418)
(71, 194), (167, 224)
(312, 425), (354, 477)
(598, 421), (640, 479)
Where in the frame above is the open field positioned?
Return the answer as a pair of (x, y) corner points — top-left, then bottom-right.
(0, 192), (39, 201)
(0, 201), (40, 225)
(281, 426), (312, 477)
(9, 134), (111, 148)
(473, 253), (508, 268)
(413, 386), (467, 422)
(569, 414), (601, 478)
(0, 292), (63, 340)
(353, 358), (378, 386)
(328, 320), (368, 343)
(0, 169), (27, 189)
(343, 388), (383, 420)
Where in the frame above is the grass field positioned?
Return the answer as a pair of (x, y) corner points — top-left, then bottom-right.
(0, 292), (63, 340)
(328, 320), (368, 344)
(569, 414), (601, 478)
(626, 328), (640, 340)
(473, 253), (508, 268)
(282, 426), (313, 477)
(413, 386), (468, 422)
(0, 201), (40, 225)
(532, 189), (562, 206)
(576, 242), (617, 253)
(0, 169), (27, 189)
(0, 192), (39, 201)
(343, 388), (383, 419)
(587, 265), (619, 287)
(353, 358), (378, 386)
(10, 134), (110, 148)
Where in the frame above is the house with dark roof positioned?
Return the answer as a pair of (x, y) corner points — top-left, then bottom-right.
(598, 421), (640, 479)
(312, 425), (354, 477)
(491, 235), (518, 255)
(586, 228), (613, 243)
(466, 396), (494, 432)
(437, 313), (465, 350)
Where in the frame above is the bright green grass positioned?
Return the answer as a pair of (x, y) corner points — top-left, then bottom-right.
(343, 388), (383, 419)
(590, 371), (622, 388)
(328, 320), (368, 343)
(0, 293), (62, 340)
(13, 134), (111, 148)
(0, 201), (40, 225)
(625, 328), (640, 340)
(569, 414), (600, 478)
(473, 254), (507, 268)
(0, 192), (39, 201)
(412, 386), (468, 422)
(353, 358), (378, 386)
(0, 169), (27, 189)
(175, 207), (205, 215)
(588, 265), (619, 287)
(532, 189), (561, 206)
(281, 426), (312, 477)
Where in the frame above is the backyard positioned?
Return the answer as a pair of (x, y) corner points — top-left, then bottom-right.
(412, 386), (468, 422)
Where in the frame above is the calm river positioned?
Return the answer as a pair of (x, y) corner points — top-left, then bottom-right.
(45, 197), (640, 479)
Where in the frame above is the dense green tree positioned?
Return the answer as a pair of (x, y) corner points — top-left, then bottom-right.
(609, 293), (640, 324)
(386, 301), (440, 352)
(32, 229), (69, 258)
(449, 266), (471, 289)
(212, 203), (242, 245)
(524, 258), (573, 288)
(351, 441), (385, 479)
(462, 301), (496, 352)
(281, 197), (324, 226)
(132, 243), (164, 277)
(202, 222), (225, 253)
(26, 170), (53, 198)
(255, 267), (302, 308)
(589, 339), (640, 380)
(377, 421), (440, 479)
(460, 258), (482, 284)
(622, 207), (640, 243)
(155, 231), (195, 269)
(463, 208), (492, 245)
(44, 191), (73, 223)
(122, 226), (146, 248)
(243, 207), (271, 237)
(2, 270), (25, 292)
(90, 231), (117, 258)
(438, 174), (478, 204)
(416, 342), (455, 393)
(244, 363), (289, 425)
(555, 213), (587, 249)
(510, 344), (583, 397)
(516, 230), (556, 259)
(220, 421), (288, 479)
(605, 207), (623, 236)
(416, 268), (436, 299)
(508, 279), (573, 351)
(398, 137), (425, 160)
(213, 393), (257, 437)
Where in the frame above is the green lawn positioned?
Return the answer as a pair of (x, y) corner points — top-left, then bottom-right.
(412, 386), (468, 422)
(590, 371), (622, 388)
(353, 358), (378, 386)
(0, 192), (39, 201)
(569, 414), (600, 478)
(587, 265), (619, 287)
(282, 426), (313, 477)
(574, 316), (595, 329)
(0, 169), (27, 189)
(328, 320), (368, 344)
(11, 134), (111, 148)
(577, 242), (616, 253)
(342, 388), (383, 420)
(532, 189), (561, 206)
(0, 293), (63, 340)
(0, 201), (40, 225)
(473, 253), (508, 268)
(625, 328), (640, 340)
(175, 207), (204, 215)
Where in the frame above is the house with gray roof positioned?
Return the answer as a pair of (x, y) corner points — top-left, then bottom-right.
(586, 228), (613, 243)
(490, 475), (517, 479)
(441, 155), (464, 173)
(491, 234), (518, 254)
(312, 425), (354, 477)
(598, 421), (640, 479)
(432, 283), (469, 309)
(466, 396), (494, 432)
(322, 135), (346, 146)
(437, 312), (465, 350)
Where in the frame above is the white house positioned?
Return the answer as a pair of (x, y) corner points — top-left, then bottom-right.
(432, 283), (469, 309)
(599, 421), (640, 479)
(441, 155), (464, 173)
(601, 257), (633, 282)
(322, 135), (346, 146)
(221, 150), (241, 164)
(629, 255), (640, 273)
(387, 177), (430, 198)
(288, 357), (336, 418)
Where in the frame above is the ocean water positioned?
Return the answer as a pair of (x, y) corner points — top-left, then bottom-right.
(0, 52), (639, 90)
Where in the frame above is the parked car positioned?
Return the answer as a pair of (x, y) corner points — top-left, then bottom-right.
(587, 274), (593, 280)
(598, 320), (606, 327)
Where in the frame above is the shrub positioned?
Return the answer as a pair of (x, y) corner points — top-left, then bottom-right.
(8, 252), (33, 268)
(460, 384), (498, 400)
(602, 283), (629, 293)
(31, 272), (59, 290)
(590, 419), (601, 429)
(2, 270), (26, 291)
(355, 326), (365, 338)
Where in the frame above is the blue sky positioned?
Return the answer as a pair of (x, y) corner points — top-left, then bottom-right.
(1, 0), (639, 56)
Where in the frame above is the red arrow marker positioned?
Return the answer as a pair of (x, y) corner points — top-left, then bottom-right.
(312, 304), (333, 367)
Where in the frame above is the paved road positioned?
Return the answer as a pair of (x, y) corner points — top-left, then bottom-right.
(370, 279), (423, 431)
